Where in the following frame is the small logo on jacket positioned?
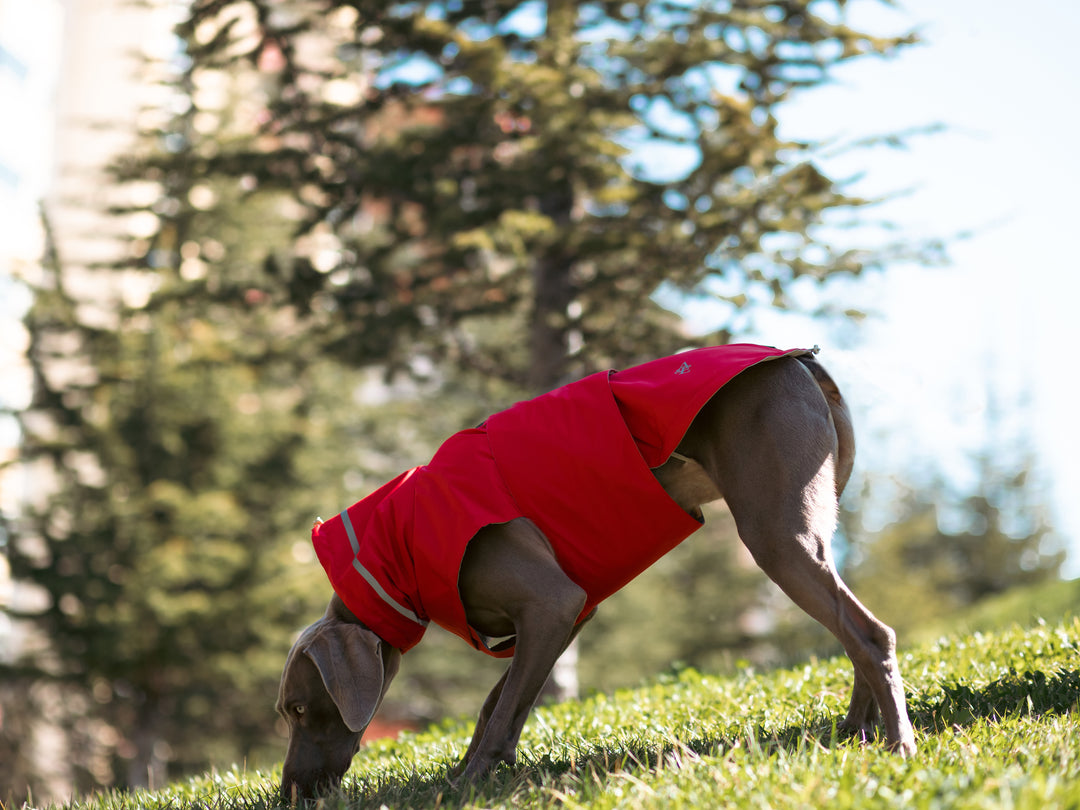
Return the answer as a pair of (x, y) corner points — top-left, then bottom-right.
(675, 362), (692, 375)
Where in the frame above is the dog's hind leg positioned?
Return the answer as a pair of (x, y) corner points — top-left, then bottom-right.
(687, 359), (916, 755)
(794, 357), (879, 739)
(842, 667), (881, 740)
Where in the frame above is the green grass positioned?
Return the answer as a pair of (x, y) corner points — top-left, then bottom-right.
(53, 615), (1080, 810)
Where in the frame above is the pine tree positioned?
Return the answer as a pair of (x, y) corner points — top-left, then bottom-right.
(1, 213), (365, 791)
(1, 52), (372, 789)
(3, 1), (927, 795)
(174, 0), (917, 386)
(158, 0), (919, 707)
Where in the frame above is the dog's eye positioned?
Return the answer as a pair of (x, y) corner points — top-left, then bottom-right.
(294, 705), (306, 718)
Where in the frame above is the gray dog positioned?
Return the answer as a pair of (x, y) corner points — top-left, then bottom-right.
(276, 346), (916, 802)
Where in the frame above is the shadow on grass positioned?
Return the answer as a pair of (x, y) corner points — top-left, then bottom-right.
(338, 725), (839, 809)
(909, 667), (1080, 732)
(321, 668), (1080, 810)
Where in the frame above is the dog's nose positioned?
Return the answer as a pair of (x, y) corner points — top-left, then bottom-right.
(280, 772), (305, 805)
(280, 778), (297, 805)
(279, 780), (296, 805)
(279, 775), (315, 804)
(280, 770), (343, 804)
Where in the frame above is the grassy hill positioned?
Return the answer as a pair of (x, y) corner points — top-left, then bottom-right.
(908, 577), (1080, 644)
(49, 606), (1080, 810)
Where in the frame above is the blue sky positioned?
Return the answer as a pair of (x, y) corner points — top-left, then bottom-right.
(636, 0), (1079, 571)
(736, 0), (1080, 570)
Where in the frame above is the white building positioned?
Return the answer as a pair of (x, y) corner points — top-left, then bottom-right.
(1, 0), (177, 801)
(0, 0), (64, 519)
(0, 0), (177, 580)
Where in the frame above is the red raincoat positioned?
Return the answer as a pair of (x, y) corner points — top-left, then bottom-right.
(312, 344), (812, 656)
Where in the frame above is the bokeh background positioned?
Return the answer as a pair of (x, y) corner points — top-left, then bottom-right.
(1, 0), (1076, 804)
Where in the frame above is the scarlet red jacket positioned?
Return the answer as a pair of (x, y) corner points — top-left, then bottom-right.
(311, 344), (813, 656)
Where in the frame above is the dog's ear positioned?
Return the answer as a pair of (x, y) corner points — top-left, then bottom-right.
(303, 622), (397, 733)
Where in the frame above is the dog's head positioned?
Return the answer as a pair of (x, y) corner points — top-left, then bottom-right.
(277, 602), (401, 803)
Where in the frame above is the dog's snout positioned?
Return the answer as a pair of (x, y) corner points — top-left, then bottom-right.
(280, 727), (356, 804)
(280, 768), (342, 804)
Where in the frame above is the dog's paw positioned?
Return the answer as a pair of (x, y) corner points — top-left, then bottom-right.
(450, 750), (516, 787)
(447, 758), (468, 782)
(889, 734), (917, 758)
(836, 719), (876, 745)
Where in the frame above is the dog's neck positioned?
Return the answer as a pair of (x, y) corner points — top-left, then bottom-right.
(327, 593), (362, 626)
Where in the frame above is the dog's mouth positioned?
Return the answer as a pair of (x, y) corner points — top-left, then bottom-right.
(280, 771), (343, 804)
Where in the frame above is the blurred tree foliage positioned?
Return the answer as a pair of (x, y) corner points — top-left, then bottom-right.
(843, 451), (1064, 641)
(578, 502), (772, 691)
(157, 0), (918, 386)
(2, 0), (935, 798)
(1, 211), (361, 794)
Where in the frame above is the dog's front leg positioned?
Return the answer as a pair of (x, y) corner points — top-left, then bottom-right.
(459, 597), (582, 781)
(450, 667), (509, 779)
(452, 607), (596, 780)
(454, 519), (588, 783)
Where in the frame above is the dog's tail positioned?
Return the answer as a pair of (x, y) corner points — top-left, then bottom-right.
(796, 355), (855, 498)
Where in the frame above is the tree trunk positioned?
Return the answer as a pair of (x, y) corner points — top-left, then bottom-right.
(529, 246), (574, 391)
(127, 701), (167, 791)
